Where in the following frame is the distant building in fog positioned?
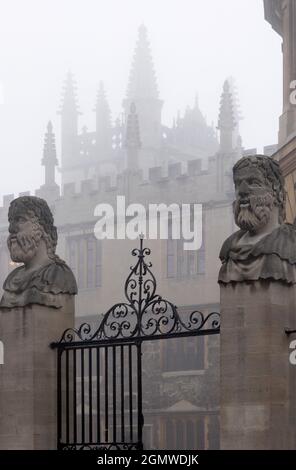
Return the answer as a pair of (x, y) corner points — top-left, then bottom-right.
(0, 25), (271, 450)
(58, 25), (219, 190)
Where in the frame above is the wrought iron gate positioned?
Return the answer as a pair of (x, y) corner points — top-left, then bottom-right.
(51, 238), (220, 450)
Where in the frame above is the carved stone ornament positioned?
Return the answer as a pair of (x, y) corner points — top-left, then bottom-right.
(218, 154), (296, 284)
(0, 196), (77, 308)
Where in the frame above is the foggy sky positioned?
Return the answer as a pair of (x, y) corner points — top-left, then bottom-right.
(0, 0), (282, 200)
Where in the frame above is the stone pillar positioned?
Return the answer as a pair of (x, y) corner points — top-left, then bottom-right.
(218, 154), (296, 449)
(0, 297), (74, 449)
(220, 281), (296, 449)
(0, 195), (77, 449)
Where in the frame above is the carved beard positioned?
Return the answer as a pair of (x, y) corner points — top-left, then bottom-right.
(233, 193), (275, 233)
(7, 227), (43, 264)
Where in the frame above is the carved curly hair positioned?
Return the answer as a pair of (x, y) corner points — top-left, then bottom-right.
(8, 196), (65, 264)
(233, 154), (286, 222)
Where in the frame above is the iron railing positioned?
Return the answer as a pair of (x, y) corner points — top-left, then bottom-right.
(51, 237), (220, 450)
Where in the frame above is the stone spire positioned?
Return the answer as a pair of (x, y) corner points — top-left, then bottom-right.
(123, 25), (163, 152)
(58, 71), (80, 178)
(171, 96), (218, 155)
(126, 24), (159, 100)
(217, 79), (236, 153)
(36, 122), (60, 201)
(125, 103), (141, 170)
(59, 70), (80, 116)
(42, 121), (58, 186)
(184, 95), (206, 127)
(228, 77), (243, 150)
(95, 81), (111, 156)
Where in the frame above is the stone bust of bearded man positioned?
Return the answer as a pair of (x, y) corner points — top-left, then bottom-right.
(0, 196), (77, 308)
(218, 154), (296, 284)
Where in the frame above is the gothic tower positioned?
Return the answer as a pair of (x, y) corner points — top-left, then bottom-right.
(123, 25), (163, 165)
(125, 102), (141, 170)
(36, 121), (59, 202)
(217, 79), (237, 153)
(59, 71), (80, 185)
(95, 81), (112, 158)
(216, 79), (242, 194)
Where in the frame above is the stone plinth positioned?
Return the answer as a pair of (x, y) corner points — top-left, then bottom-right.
(220, 281), (296, 449)
(0, 297), (74, 449)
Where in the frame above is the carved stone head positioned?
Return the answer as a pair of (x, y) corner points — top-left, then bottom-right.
(232, 155), (285, 233)
(0, 195), (77, 309)
(7, 196), (58, 267)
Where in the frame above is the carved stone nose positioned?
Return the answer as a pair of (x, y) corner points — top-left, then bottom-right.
(238, 180), (249, 196)
(8, 222), (17, 234)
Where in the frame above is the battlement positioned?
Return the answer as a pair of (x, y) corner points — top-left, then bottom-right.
(3, 194), (14, 208)
(243, 147), (257, 156)
(0, 191), (32, 226)
(1, 191), (32, 208)
(0, 153), (237, 225)
(58, 160), (204, 199)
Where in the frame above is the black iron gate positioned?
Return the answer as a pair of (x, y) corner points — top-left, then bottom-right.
(51, 238), (220, 450)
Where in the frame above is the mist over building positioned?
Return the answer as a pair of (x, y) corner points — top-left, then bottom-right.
(0, 17), (278, 450)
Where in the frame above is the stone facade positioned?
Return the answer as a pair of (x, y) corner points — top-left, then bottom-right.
(264, 0), (296, 146)
(264, 0), (296, 222)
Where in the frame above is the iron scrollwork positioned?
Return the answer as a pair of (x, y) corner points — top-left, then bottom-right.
(55, 237), (220, 345)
